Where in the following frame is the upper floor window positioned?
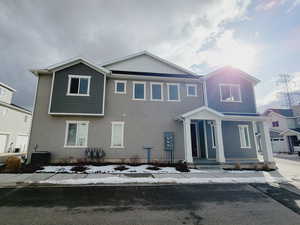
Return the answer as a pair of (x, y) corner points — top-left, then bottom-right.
(133, 81), (146, 100)
(238, 125), (251, 148)
(67, 75), (91, 96)
(65, 121), (89, 147)
(115, 80), (126, 94)
(150, 82), (163, 101)
(272, 121), (279, 127)
(219, 84), (241, 102)
(167, 83), (180, 101)
(186, 84), (197, 97)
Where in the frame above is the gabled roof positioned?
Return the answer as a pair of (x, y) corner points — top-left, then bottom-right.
(100, 50), (199, 76)
(0, 82), (16, 92)
(264, 108), (294, 117)
(31, 57), (110, 75)
(280, 128), (300, 136)
(204, 66), (260, 85)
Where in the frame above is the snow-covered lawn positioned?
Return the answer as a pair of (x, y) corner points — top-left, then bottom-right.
(36, 164), (206, 174)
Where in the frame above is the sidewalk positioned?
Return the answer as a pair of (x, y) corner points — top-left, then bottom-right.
(0, 170), (290, 187)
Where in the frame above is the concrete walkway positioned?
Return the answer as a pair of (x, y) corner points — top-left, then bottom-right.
(0, 170), (289, 187)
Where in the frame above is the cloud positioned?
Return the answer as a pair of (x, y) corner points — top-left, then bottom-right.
(0, 0), (252, 109)
(255, 0), (286, 11)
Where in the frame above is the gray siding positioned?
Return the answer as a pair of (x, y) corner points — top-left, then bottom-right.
(50, 63), (105, 114)
(206, 72), (256, 113)
(222, 121), (257, 159)
(29, 74), (205, 162)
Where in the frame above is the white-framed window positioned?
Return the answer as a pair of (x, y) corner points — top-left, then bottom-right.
(67, 75), (91, 96)
(219, 84), (241, 102)
(238, 125), (251, 148)
(150, 82), (163, 101)
(64, 121), (89, 147)
(167, 83), (180, 101)
(272, 121), (279, 127)
(111, 121), (125, 148)
(209, 122), (216, 148)
(186, 84), (197, 97)
(114, 80), (127, 94)
(296, 117), (300, 125)
(132, 81), (146, 100)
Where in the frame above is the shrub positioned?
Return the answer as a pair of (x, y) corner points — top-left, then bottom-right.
(5, 156), (21, 173)
(175, 161), (190, 172)
(262, 163), (270, 171)
(234, 162), (241, 170)
(71, 165), (87, 173)
(129, 155), (140, 165)
(146, 166), (161, 171)
(114, 165), (128, 171)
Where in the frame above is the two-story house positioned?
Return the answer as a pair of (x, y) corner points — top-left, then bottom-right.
(28, 51), (274, 164)
(0, 82), (32, 156)
(264, 107), (300, 153)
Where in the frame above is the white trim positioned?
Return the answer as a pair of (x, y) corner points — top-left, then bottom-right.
(210, 122), (216, 148)
(64, 120), (89, 148)
(238, 124), (251, 149)
(203, 81), (208, 106)
(181, 106), (224, 119)
(49, 112), (104, 116)
(47, 57), (110, 74)
(0, 82), (16, 92)
(252, 121), (259, 158)
(0, 101), (31, 115)
(0, 132), (10, 154)
(110, 121), (125, 149)
(167, 83), (180, 102)
(132, 81), (146, 101)
(48, 71), (55, 114)
(100, 50), (198, 76)
(219, 83), (242, 103)
(66, 75), (91, 96)
(186, 84), (197, 97)
(150, 82), (163, 101)
(114, 80), (127, 94)
(280, 129), (300, 136)
(203, 121), (208, 159)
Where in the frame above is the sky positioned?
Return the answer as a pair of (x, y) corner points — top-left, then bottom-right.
(0, 0), (300, 112)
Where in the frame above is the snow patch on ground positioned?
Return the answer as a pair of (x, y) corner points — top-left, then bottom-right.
(37, 165), (208, 174)
(40, 176), (288, 185)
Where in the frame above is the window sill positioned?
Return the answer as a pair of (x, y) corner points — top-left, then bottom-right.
(220, 100), (242, 103)
(150, 99), (164, 102)
(110, 146), (125, 149)
(66, 93), (90, 97)
(115, 91), (126, 94)
(187, 95), (197, 97)
(132, 98), (146, 101)
(240, 146), (251, 149)
(64, 145), (88, 148)
(167, 99), (181, 102)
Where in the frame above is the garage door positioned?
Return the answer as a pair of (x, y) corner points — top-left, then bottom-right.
(16, 135), (29, 153)
(0, 134), (8, 153)
(271, 138), (288, 153)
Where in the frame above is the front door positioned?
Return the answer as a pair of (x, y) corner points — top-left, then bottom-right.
(191, 123), (198, 157)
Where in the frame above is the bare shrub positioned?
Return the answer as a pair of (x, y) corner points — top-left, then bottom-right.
(234, 162), (241, 170)
(5, 156), (21, 173)
(129, 155), (140, 165)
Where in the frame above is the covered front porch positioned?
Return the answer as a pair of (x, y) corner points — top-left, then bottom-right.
(177, 106), (274, 165)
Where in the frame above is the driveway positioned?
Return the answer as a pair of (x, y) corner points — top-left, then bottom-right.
(0, 184), (299, 225)
(274, 154), (300, 189)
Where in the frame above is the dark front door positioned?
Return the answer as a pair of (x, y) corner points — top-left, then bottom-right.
(191, 123), (198, 157)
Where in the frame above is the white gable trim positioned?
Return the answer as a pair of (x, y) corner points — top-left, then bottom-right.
(47, 57), (111, 74)
(0, 82), (16, 92)
(100, 50), (198, 76)
(180, 106), (224, 119)
(280, 129), (300, 136)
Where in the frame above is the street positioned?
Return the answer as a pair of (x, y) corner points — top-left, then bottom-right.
(0, 183), (299, 225)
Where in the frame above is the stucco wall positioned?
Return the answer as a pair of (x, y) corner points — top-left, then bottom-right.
(28, 74), (205, 162)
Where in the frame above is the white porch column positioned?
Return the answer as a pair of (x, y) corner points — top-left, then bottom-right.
(260, 121), (274, 162)
(183, 118), (193, 163)
(215, 119), (225, 163)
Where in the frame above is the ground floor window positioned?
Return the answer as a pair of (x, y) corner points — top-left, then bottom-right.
(111, 121), (125, 148)
(65, 121), (89, 147)
(238, 125), (251, 148)
(209, 122), (216, 148)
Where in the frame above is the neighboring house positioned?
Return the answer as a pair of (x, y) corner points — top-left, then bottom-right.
(28, 51), (274, 164)
(264, 108), (300, 153)
(0, 82), (32, 155)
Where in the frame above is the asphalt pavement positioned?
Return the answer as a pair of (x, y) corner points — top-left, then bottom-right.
(0, 184), (299, 225)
